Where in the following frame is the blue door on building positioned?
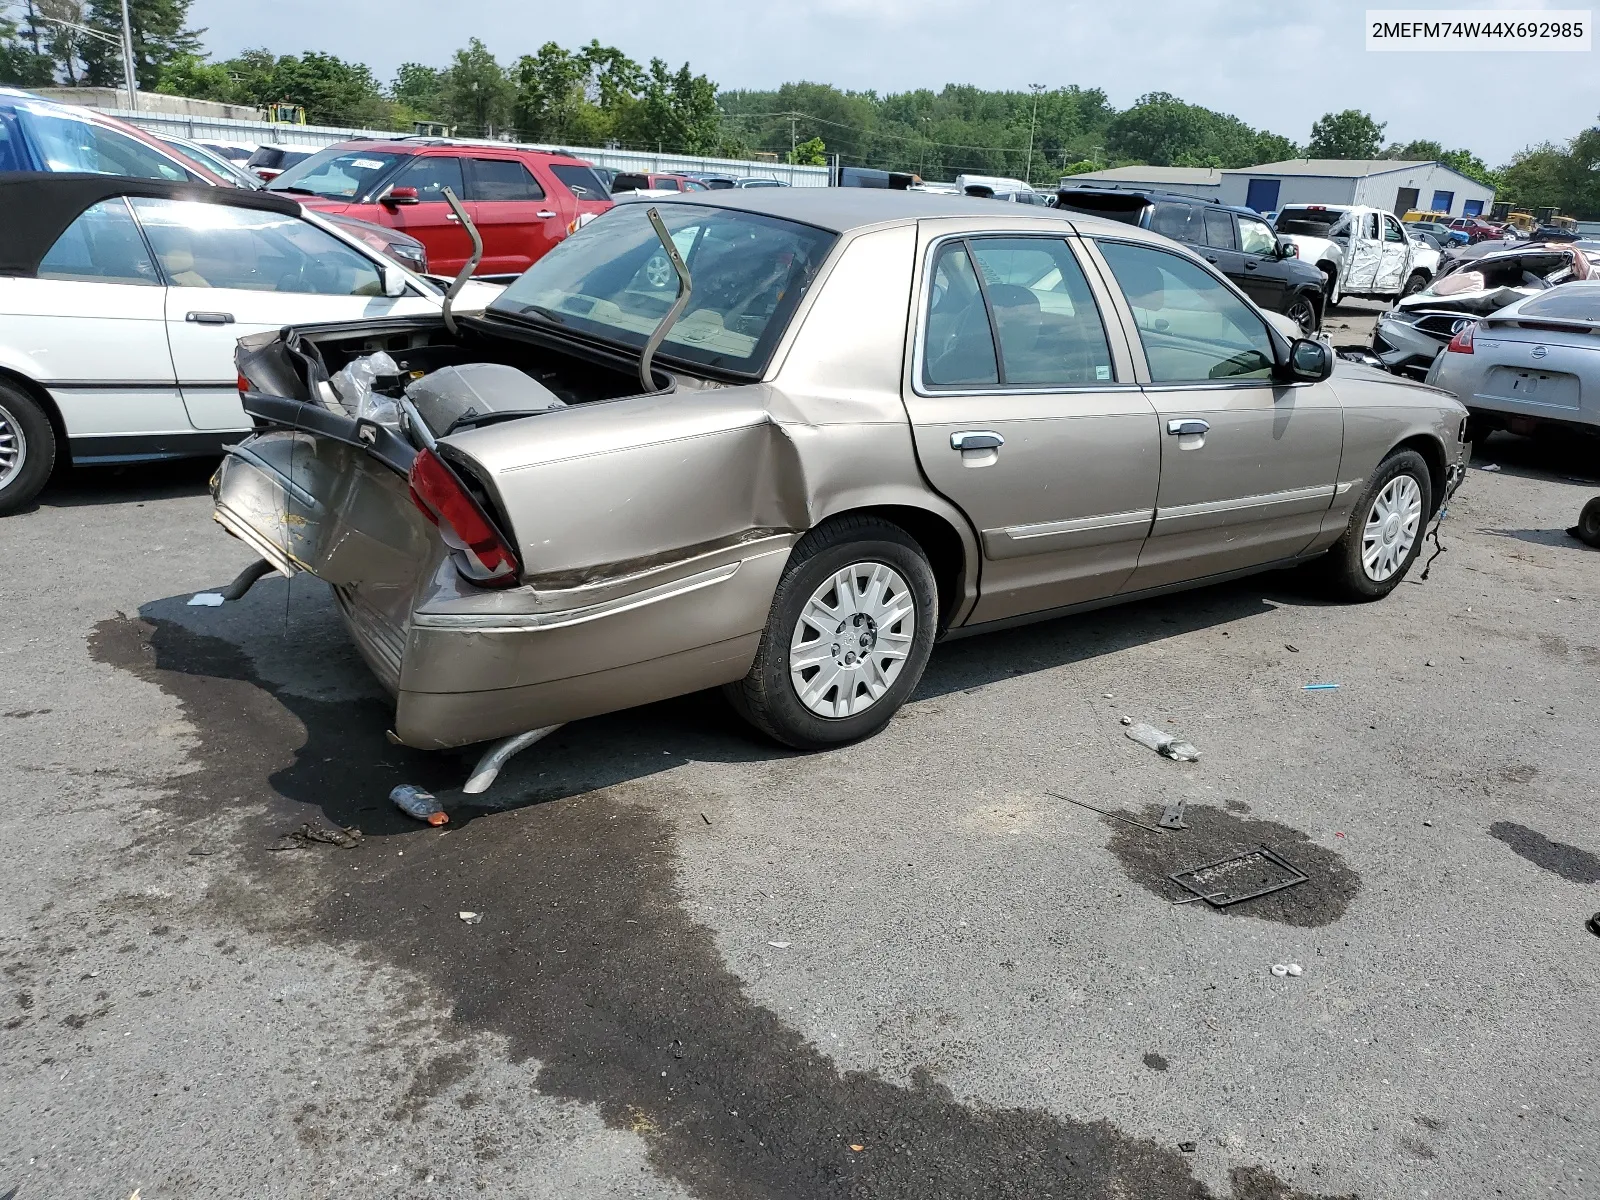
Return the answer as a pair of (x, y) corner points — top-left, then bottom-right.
(1431, 189), (1455, 213)
(1463, 199), (1484, 217)
(1245, 178), (1281, 213)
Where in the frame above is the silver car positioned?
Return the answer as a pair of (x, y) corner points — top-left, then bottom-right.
(213, 190), (1468, 786)
(1426, 280), (1600, 438)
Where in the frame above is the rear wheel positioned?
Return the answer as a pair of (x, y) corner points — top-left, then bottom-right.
(1319, 449), (1432, 601)
(725, 517), (938, 749)
(1402, 271), (1429, 297)
(0, 381), (55, 516)
(1572, 497), (1600, 549)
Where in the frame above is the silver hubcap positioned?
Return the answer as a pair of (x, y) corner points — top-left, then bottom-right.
(644, 253), (672, 288)
(1362, 474), (1423, 581)
(0, 400), (26, 492)
(789, 562), (916, 718)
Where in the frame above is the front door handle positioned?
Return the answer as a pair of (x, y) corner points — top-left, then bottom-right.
(1243, 260), (1258, 269)
(445, 212), (461, 222)
(1166, 419), (1210, 436)
(1205, 255), (1219, 264)
(185, 311), (234, 325)
(536, 210), (557, 219)
(951, 430), (1004, 451)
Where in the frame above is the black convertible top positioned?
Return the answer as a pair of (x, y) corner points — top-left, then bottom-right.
(0, 172), (302, 277)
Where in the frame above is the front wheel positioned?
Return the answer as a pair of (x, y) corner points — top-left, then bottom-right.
(1402, 271), (1430, 297)
(1572, 497), (1600, 549)
(725, 517), (938, 749)
(1285, 293), (1319, 336)
(1319, 449), (1433, 601)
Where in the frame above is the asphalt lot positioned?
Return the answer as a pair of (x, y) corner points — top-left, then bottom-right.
(4, 319), (1599, 1199)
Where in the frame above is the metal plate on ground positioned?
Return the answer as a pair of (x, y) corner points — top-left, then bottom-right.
(1168, 846), (1308, 908)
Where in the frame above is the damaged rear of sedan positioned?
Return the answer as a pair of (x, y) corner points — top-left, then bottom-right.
(215, 190), (1467, 789)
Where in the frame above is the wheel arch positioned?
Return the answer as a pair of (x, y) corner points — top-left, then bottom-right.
(804, 502), (975, 632)
(0, 368), (69, 469)
(1392, 433), (1448, 516)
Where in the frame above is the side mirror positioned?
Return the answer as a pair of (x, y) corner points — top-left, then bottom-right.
(1285, 337), (1333, 382)
(379, 264), (408, 298)
(383, 186), (419, 208)
(1275, 239), (1296, 259)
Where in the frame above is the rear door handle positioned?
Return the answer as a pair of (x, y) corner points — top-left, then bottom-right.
(951, 430), (1004, 451)
(185, 311), (234, 325)
(536, 210), (557, 219)
(1166, 419), (1210, 436)
(1243, 260), (1258, 269)
(445, 212), (461, 222)
(1205, 255), (1219, 264)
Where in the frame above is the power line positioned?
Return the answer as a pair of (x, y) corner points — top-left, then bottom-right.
(718, 107), (1048, 156)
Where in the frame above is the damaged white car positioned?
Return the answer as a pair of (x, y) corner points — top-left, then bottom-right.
(1275, 204), (1430, 307)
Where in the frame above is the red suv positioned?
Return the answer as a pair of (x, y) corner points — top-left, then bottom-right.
(266, 139), (613, 278)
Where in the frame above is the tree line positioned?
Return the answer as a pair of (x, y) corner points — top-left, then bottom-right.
(1, 0), (1595, 216)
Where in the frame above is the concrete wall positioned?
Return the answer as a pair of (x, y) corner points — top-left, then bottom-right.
(30, 87), (266, 123)
(96, 108), (832, 187)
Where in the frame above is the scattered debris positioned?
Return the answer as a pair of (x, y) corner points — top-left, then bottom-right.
(1285, 643), (1300, 653)
(1303, 683), (1340, 691)
(701, 813), (711, 825)
(1271, 964), (1289, 977)
(1046, 792), (1167, 834)
(268, 823), (363, 851)
(1159, 801), (1190, 830)
(849, 1144), (865, 1152)
(767, 941), (791, 949)
(1588, 913), (1600, 938)
(1177, 1141), (1197, 1153)
(391, 784), (448, 826)
(1481, 463), (1501, 472)
(458, 911), (482, 924)
(1124, 722), (1200, 762)
(187, 845), (218, 856)
(1119, 715), (1133, 726)
(1169, 847), (1309, 909)
(1286, 963), (1303, 977)
(187, 592), (225, 607)
(1423, 820), (1434, 827)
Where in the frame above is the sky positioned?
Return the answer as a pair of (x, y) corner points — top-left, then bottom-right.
(188, 0), (1597, 166)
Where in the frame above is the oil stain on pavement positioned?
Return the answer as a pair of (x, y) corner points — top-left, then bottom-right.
(1103, 807), (1360, 927)
(91, 610), (1354, 1200)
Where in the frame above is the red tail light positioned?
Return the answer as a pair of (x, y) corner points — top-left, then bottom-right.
(407, 449), (520, 587)
(1445, 322), (1476, 354)
(237, 372), (251, 397)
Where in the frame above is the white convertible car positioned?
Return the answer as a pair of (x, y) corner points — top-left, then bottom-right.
(0, 173), (500, 512)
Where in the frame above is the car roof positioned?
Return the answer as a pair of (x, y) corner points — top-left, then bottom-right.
(1057, 186), (1223, 207)
(0, 172), (300, 277)
(645, 186), (1144, 235)
(322, 137), (591, 164)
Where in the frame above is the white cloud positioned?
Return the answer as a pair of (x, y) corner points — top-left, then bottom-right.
(188, 0), (1597, 164)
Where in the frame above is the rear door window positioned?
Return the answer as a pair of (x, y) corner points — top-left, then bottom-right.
(548, 163), (608, 201)
(1202, 209), (1238, 251)
(37, 198), (161, 285)
(965, 238), (1115, 386)
(923, 242), (999, 387)
(466, 158), (545, 202)
(1149, 201), (1201, 243)
(391, 155), (467, 203)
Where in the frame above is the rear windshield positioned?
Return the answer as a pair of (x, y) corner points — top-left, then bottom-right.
(1517, 287), (1600, 321)
(612, 172), (649, 193)
(268, 148), (405, 199)
(1276, 208), (1345, 236)
(1053, 192), (1146, 225)
(548, 163), (609, 201)
(489, 202), (835, 377)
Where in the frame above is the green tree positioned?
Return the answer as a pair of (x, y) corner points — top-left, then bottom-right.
(0, 0), (55, 84)
(1495, 120), (1600, 218)
(153, 50), (234, 101)
(787, 135), (825, 165)
(392, 61), (444, 120)
(1306, 109), (1385, 159)
(441, 37), (512, 136)
(617, 58), (720, 154)
(80, 0), (202, 90)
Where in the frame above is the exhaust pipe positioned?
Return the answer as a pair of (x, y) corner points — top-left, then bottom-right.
(440, 185), (483, 337)
(638, 207), (693, 394)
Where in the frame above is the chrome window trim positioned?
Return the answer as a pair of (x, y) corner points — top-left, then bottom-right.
(910, 231), (1124, 399)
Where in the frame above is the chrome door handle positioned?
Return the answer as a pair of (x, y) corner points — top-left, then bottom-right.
(1205, 255), (1219, 264)
(445, 212), (461, 222)
(536, 210), (557, 219)
(185, 311), (234, 325)
(950, 430), (1004, 451)
(1166, 419), (1209, 436)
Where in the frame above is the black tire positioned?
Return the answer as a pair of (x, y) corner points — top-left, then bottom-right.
(1285, 293), (1320, 336)
(1319, 448), (1433, 601)
(1401, 271), (1429, 297)
(1464, 411), (1496, 446)
(1572, 497), (1600, 549)
(0, 381), (55, 516)
(725, 516), (939, 750)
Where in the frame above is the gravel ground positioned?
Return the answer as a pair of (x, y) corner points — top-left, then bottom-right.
(2, 390), (1598, 1199)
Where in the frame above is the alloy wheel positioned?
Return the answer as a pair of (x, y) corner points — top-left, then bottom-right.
(1362, 474), (1423, 581)
(789, 562), (916, 718)
(0, 399), (27, 492)
(644, 252), (673, 289)
(1287, 297), (1317, 335)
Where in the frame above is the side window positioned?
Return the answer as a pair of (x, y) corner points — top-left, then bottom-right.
(392, 155), (466, 202)
(1383, 216), (1405, 243)
(1202, 210), (1238, 251)
(18, 107), (194, 181)
(965, 238), (1114, 386)
(467, 158), (545, 202)
(922, 242), (998, 388)
(658, 178), (680, 191)
(1149, 201), (1200, 244)
(1097, 241), (1275, 384)
(130, 198), (384, 297)
(37, 198), (161, 285)
(1365, 213), (1380, 240)
(1238, 217), (1276, 255)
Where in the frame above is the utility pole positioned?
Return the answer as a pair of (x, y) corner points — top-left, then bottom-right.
(1024, 83), (1045, 185)
(119, 0), (138, 111)
(789, 114), (797, 161)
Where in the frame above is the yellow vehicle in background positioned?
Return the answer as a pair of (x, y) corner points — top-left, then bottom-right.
(1401, 209), (1451, 223)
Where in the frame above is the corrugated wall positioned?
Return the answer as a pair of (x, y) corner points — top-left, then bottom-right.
(104, 109), (831, 187)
